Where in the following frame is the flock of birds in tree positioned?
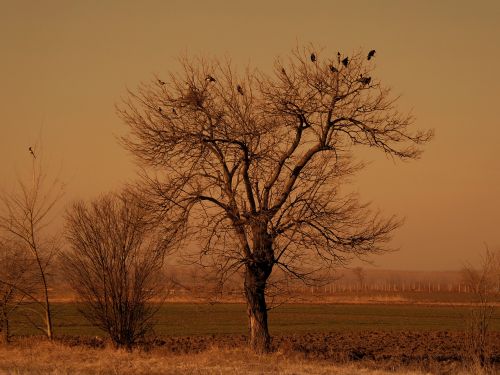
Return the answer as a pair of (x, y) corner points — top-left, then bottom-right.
(156, 49), (376, 114)
(312, 49), (376, 86)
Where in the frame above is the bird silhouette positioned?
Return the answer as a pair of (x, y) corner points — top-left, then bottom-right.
(337, 52), (341, 63)
(310, 53), (316, 62)
(158, 79), (166, 85)
(341, 57), (349, 67)
(367, 50), (376, 60)
(237, 85), (244, 95)
(205, 75), (216, 83)
(359, 75), (371, 85)
(329, 65), (338, 73)
(28, 147), (36, 159)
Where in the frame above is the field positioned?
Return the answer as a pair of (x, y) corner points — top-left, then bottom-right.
(10, 302), (500, 337)
(3, 302), (499, 374)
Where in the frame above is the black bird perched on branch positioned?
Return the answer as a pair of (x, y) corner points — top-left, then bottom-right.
(329, 65), (338, 73)
(205, 75), (216, 83)
(367, 50), (376, 60)
(158, 79), (166, 85)
(359, 75), (372, 85)
(310, 53), (316, 62)
(237, 85), (244, 95)
(341, 57), (349, 67)
(28, 146), (36, 159)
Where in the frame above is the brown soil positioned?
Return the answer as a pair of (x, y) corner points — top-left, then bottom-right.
(52, 331), (500, 374)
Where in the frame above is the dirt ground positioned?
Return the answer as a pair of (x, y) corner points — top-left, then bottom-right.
(53, 331), (500, 374)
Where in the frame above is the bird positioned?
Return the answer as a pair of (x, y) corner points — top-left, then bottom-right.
(337, 52), (341, 63)
(310, 53), (316, 62)
(359, 75), (371, 85)
(158, 79), (166, 85)
(367, 50), (376, 60)
(237, 85), (244, 95)
(341, 57), (349, 67)
(205, 75), (216, 83)
(329, 65), (338, 73)
(28, 146), (36, 159)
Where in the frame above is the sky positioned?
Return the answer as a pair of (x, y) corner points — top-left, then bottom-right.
(1, 0), (499, 271)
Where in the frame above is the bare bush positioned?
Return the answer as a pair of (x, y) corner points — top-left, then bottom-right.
(63, 192), (177, 349)
(461, 247), (500, 369)
(0, 239), (38, 344)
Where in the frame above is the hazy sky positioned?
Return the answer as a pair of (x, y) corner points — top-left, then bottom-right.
(1, 1), (499, 270)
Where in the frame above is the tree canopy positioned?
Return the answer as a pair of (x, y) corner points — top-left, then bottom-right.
(119, 46), (433, 351)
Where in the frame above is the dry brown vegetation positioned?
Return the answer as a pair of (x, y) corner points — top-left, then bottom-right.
(1, 331), (499, 374)
(0, 336), (477, 375)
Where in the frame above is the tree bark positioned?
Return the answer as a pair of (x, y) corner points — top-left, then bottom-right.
(243, 222), (275, 353)
(244, 264), (271, 353)
(40, 269), (53, 340)
(0, 309), (9, 345)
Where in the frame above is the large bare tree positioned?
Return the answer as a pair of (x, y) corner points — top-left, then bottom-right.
(63, 192), (177, 349)
(119, 46), (433, 352)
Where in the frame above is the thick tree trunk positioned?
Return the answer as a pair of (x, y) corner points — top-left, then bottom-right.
(240, 221), (275, 353)
(244, 264), (271, 353)
(0, 310), (9, 345)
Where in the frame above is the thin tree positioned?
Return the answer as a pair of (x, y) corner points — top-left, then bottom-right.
(119, 45), (433, 352)
(0, 156), (64, 340)
(352, 267), (366, 292)
(461, 247), (499, 368)
(0, 239), (38, 344)
(63, 192), (177, 349)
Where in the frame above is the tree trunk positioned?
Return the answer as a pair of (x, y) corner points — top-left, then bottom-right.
(41, 273), (53, 340)
(240, 221), (274, 353)
(44, 300), (53, 340)
(32, 245), (53, 340)
(244, 263), (271, 353)
(0, 309), (9, 345)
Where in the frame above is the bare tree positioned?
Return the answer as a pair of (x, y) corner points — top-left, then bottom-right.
(352, 267), (366, 291)
(0, 239), (38, 344)
(119, 45), (433, 352)
(0, 158), (64, 340)
(493, 249), (500, 294)
(461, 247), (500, 368)
(62, 192), (177, 349)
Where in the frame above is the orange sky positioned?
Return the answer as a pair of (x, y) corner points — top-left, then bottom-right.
(1, 1), (499, 270)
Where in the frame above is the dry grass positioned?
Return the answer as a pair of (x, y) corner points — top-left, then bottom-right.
(0, 339), (439, 375)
